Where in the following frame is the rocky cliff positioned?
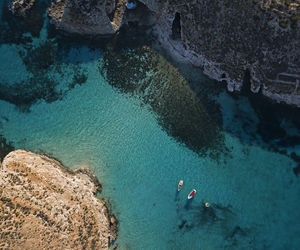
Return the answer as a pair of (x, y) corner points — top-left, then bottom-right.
(10, 0), (300, 106)
(143, 0), (300, 106)
(0, 150), (117, 249)
(48, 0), (128, 35)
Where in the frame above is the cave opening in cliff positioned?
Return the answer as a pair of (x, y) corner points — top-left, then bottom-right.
(124, 0), (155, 26)
(171, 12), (181, 40)
(241, 68), (252, 95)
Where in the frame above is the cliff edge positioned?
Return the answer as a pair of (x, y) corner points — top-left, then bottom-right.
(9, 0), (300, 106)
(141, 0), (300, 106)
(47, 0), (126, 35)
(47, 0), (300, 107)
(0, 150), (117, 249)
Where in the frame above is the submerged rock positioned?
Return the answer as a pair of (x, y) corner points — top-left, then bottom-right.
(100, 43), (226, 157)
(0, 150), (117, 249)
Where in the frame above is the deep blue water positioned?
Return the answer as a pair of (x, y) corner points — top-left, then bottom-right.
(1, 2), (300, 249)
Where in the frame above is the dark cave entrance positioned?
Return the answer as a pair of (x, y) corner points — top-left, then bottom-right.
(171, 12), (181, 40)
(241, 68), (252, 95)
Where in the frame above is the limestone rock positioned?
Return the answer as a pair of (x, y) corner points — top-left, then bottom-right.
(10, 0), (300, 106)
(48, 0), (118, 36)
(141, 0), (300, 106)
(0, 150), (117, 249)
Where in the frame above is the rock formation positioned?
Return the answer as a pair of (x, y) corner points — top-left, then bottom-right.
(9, 0), (36, 16)
(48, 0), (119, 35)
(0, 150), (117, 249)
(141, 0), (300, 106)
(10, 0), (300, 106)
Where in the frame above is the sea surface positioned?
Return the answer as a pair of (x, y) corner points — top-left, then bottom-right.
(1, 2), (300, 249)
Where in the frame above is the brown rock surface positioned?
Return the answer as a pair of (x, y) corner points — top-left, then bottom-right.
(0, 150), (117, 249)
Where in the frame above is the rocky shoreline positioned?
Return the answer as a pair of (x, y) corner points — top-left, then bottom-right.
(0, 150), (117, 249)
(141, 0), (300, 107)
(8, 0), (300, 106)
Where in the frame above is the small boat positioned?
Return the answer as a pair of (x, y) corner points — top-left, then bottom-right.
(177, 180), (183, 191)
(187, 189), (196, 199)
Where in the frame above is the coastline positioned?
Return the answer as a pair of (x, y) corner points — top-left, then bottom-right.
(0, 1), (299, 248)
(6, 0), (300, 107)
(0, 149), (118, 249)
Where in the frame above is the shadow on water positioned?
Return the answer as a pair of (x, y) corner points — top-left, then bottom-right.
(176, 201), (254, 248)
(183, 198), (194, 210)
(174, 190), (180, 202)
(223, 70), (300, 173)
(156, 41), (300, 173)
(153, 32), (300, 170)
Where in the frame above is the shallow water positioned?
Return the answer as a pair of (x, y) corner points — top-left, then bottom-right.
(1, 3), (300, 249)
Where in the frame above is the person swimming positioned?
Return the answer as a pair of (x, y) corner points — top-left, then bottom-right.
(177, 180), (183, 191)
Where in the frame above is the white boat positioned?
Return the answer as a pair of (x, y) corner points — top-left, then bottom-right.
(187, 189), (196, 199)
(177, 180), (183, 191)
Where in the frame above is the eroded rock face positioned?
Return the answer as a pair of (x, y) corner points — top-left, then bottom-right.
(140, 0), (300, 106)
(0, 150), (117, 249)
(47, 0), (154, 36)
(47, 0), (300, 106)
(9, 0), (300, 106)
(48, 0), (118, 35)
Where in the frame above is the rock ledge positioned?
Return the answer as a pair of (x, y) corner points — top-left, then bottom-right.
(0, 150), (117, 249)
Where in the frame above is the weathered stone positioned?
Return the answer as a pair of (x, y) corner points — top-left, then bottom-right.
(0, 150), (117, 249)
(48, 0), (117, 35)
(140, 0), (300, 106)
(10, 0), (300, 106)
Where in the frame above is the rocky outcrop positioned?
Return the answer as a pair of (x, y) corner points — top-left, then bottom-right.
(0, 150), (117, 249)
(48, 0), (119, 35)
(140, 0), (300, 106)
(9, 0), (36, 16)
(47, 0), (155, 35)
(11, 0), (300, 106)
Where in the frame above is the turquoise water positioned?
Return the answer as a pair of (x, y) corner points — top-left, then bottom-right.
(1, 3), (300, 249)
